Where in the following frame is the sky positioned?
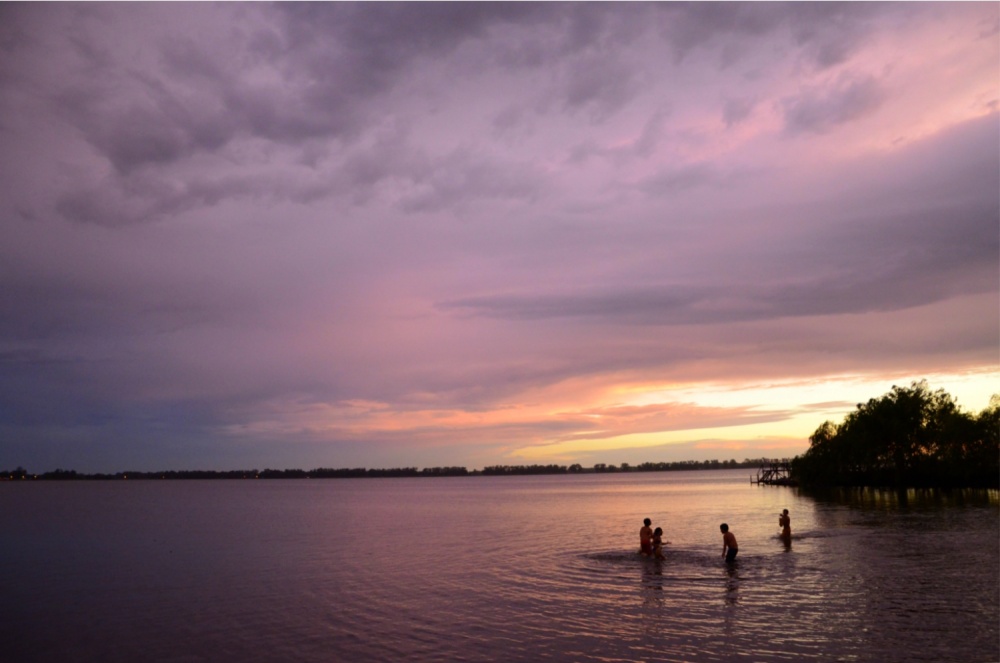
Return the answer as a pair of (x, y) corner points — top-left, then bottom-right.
(1, 2), (998, 473)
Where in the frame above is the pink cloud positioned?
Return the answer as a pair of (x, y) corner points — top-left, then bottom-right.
(1, 3), (996, 472)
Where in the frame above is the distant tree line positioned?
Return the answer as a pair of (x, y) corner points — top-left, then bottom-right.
(481, 459), (761, 475)
(791, 381), (999, 489)
(482, 464), (571, 475)
(0, 466), (472, 481)
(609, 459), (750, 472)
(2, 459), (768, 481)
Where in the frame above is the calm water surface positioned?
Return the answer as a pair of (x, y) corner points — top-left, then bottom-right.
(3, 470), (998, 662)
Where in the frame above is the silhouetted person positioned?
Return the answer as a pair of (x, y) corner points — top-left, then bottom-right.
(779, 509), (791, 542)
(652, 527), (666, 560)
(639, 518), (653, 556)
(720, 523), (738, 563)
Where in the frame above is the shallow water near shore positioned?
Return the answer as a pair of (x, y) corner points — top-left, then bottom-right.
(3, 469), (997, 662)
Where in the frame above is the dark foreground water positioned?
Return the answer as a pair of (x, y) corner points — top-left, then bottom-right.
(2, 470), (997, 663)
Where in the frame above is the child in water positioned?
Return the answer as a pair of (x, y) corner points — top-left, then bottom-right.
(639, 518), (653, 556)
(652, 527), (666, 560)
(779, 509), (791, 542)
(720, 523), (738, 563)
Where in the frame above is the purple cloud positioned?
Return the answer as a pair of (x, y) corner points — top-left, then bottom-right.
(0, 3), (996, 472)
(782, 74), (886, 134)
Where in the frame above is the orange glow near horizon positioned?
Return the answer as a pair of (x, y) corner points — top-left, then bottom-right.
(226, 367), (999, 467)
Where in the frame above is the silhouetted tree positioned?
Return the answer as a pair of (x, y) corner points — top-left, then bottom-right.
(792, 382), (999, 488)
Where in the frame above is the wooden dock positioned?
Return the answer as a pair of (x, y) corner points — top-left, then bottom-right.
(751, 460), (797, 486)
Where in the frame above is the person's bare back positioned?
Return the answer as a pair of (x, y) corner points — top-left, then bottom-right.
(720, 523), (738, 562)
(639, 518), (653, 556)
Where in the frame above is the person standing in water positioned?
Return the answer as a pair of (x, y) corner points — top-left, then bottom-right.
(639, 518), (653, 556)
(652, 527), (666, 560)
(779, 509), (791, 542)
(720, 523), (738, 563)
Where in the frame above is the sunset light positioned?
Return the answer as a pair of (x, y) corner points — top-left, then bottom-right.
(2, 6), (998, 662)
(0, 3), (996, 473)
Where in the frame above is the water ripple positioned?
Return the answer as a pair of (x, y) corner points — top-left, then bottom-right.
(1, 474), (996, 663)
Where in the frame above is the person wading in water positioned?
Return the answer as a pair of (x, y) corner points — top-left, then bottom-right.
(639, 518), (653, 556)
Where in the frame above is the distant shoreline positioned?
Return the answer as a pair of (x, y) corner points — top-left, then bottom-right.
(2, 458), (772, 481)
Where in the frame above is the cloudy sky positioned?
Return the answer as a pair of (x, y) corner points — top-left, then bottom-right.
(1, 2), (997, 473)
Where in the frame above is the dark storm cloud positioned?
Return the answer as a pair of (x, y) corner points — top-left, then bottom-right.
(653, 2), (781, 62)
(398, 149), (546, 212)
(439, 201), (997, 325)
(0, 2), (996, 472)
(2, 3), (913, 228)
(783, 2), (887, 69)
(652, 1), (887, 67)
(442, 113), (999, 326)
(782, 74), (886, 135)
(568, 111), (670, 163)
(560, 54), (642, 121)
(59, 83), (236, 176)
(436, 253), (986, 326)
(0, 347), (214, 432)
(278, 2), (544, 74)
(639, 162), (720, 195)
(2, 3), (584, 226)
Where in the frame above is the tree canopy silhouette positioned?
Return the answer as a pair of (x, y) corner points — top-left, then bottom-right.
(791, 381), (999, 488)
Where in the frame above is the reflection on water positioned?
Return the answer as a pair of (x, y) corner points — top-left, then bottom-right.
(1, 471), (997, 663)
(723, 562), (741, 606)
(807, 485), (1000, 510)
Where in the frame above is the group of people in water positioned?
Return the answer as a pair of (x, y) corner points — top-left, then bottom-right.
(638, 518), (668, 559)
(639, 508), (791, 563)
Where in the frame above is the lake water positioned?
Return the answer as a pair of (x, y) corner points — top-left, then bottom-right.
(3, 469), (998, 663)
